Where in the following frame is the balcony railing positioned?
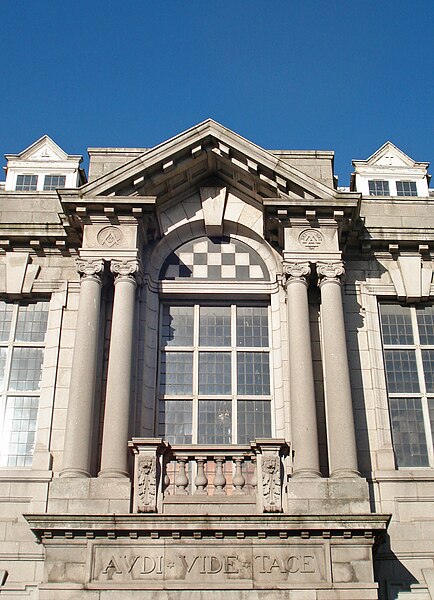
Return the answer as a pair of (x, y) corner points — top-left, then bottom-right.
(129, 438), (289, 515)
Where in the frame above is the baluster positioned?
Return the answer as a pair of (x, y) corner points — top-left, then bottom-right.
(214, 457), (226, 495)
(194, 457), (208, 495)
(233, 456), (246, 495)
(175, 457), (189, 495)
(162, 458), (171, 496)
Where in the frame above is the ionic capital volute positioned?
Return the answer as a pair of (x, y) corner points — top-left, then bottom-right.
(76, 258), (104, 281)
(110, 259), (143, 285)
(282, 261), (311, 289)
(316, 261), (345, 285)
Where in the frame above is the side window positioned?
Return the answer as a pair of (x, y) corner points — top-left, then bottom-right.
(368, 180), (390, 196)
(0, 300), (49, 466)
(43, 175), (66, 190)
(158, 304), (272, 445)
(15, 175), (38, 191)
(379, 303), (434, 467)
(396, 181), (418, 196)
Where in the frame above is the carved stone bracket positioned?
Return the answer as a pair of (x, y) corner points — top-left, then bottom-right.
(316, 260), (345, 282)
(110, 259), (143, 285)
(261, 455), (281, 513)
(137, 455), (157, 513)
(282, 261), (311, 288)
(76, 258), (104, 279)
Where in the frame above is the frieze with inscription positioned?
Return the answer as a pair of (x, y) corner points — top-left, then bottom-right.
(88, 542), (328, 588)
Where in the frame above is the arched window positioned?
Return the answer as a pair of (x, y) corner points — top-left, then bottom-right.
(157, 236), (273, 445)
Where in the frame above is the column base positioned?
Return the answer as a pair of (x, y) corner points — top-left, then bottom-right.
(59, 467), (91, 478)
(292, 468), (322, 479)
(98, 468), (129, 478)
(330, 468), (361, 478)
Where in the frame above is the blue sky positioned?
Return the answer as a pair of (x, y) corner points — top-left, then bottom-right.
(1, 0), (433, 185)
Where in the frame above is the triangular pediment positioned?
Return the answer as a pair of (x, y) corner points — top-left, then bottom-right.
(77, 119), (340, 203)
(7, 135), (70, 162)
(356, 141), (419, 169)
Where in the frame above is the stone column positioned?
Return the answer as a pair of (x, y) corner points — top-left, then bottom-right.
(283, 262), (321, 478)
(317, 261), (359, 478)
(98, 260), (140, 478)
(60, 259), (104, 478)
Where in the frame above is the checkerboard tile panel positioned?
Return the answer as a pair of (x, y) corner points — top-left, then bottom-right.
(160, 237), (268, 280)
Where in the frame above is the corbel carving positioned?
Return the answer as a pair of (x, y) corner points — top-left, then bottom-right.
(137, 455), (157, 513)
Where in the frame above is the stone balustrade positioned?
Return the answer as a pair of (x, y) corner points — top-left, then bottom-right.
(129, 438), (289, 515)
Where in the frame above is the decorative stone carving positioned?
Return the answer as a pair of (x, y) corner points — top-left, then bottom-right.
(76, 258), (104, 278)
(110, 259), (142, 282)
(137, 455), (157, 513)
(261, 455), (281, 513)
(316, 261), (345, 281)
(283, 261), (311, 283)
(97, 226), (123, 248)
(298, 229), (324, 249)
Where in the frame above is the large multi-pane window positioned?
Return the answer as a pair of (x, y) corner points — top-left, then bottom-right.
(15, 175), (38, 191)
(380, 303), (434, 467)
(0, 300), (49, 467)
(43, 175), (66, 190)
(158, 304), (272, 445)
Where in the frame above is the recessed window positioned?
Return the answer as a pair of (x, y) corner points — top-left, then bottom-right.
(158, 304), (272, 445)
(368, 180), (390, 196)
(43, 175), (66, 191)
(380, 303), (434, 467)
(15, 175), (38, 191)
(396, 181), (418, 196)
(0, 300), (49, 467)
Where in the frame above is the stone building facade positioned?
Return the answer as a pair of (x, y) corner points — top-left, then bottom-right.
(0, 121), (433, 599)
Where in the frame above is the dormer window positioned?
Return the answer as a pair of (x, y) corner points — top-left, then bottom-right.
(396, 181), (418, 197)
(368, 180), (390, 196)
(43, 175), (66, 190)
(15, 175), (38, 191)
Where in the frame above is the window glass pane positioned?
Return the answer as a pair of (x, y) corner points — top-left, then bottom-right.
(199, 307), (230, 346)
(43, 175), (66, 190)
(15, 175), (37, 191)
(380, 304), (414, 345)
(159, 352), (193, 395)
(389, 397), (428, 467)
(0, 348), (7, 393)
(417, 306), (434, 345)
(0, 301), (13, 341)
(161, 305), (193, 347)
(9, 347), (44, 391)
(237, 352), (270, 395)
(368, 180), (390, 196)
(0, 397), (39, 467)
(198, 400), (231, 444)
(160, 400), (192, 444)
(429, 399), (434, 450)
(422, 350), (434, 393)
(384, 350), (419, 393)
(15, 301), (49, 342)
(237, 400), (271, 443)
(198, 352), (231, 395)
(237, 307), (269, 347)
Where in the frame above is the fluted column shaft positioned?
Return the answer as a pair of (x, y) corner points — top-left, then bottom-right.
(318, 262), (359, 478)
(60, 259), (104, 478)
(284, 262), (320, 478)
(99, 260), (140, 478)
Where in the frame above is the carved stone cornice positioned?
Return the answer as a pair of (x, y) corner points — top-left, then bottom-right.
(111, 259), (143, 285)
(76, 258), (104, 279)
(282, 261), (311, 289)
(316, 261), (345, 284)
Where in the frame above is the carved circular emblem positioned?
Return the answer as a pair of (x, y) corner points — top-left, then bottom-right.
(97, 226), (123, 248)
(298, 229), (324, 250)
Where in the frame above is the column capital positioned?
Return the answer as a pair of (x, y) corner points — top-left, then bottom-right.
(110, 259), (143, 285)
(282, 261), (311, 288)
(76, 258), (104, 279)
(317, 260), (345, 283)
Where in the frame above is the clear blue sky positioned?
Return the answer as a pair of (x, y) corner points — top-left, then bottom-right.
(1, 0), (433, 186)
